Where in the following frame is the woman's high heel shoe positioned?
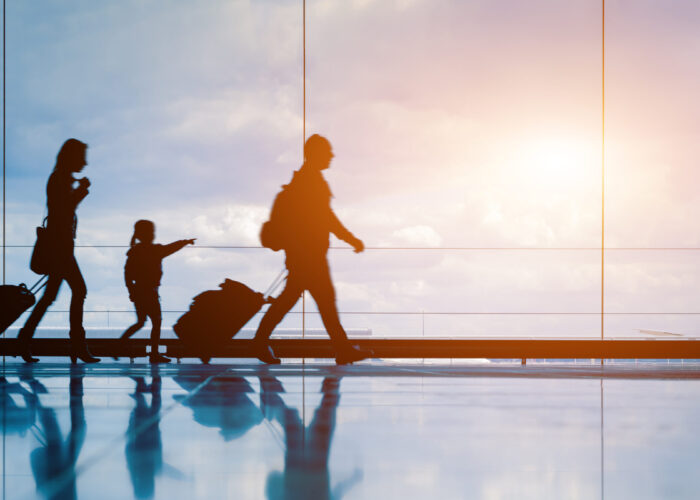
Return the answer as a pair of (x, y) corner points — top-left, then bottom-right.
(71, 346), (100, 364)
(70, 328), (100, 363)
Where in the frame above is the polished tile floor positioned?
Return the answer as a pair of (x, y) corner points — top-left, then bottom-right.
(1, 360), (700, 499)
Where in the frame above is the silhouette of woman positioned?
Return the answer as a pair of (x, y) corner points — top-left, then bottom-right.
(120, 219), (195, 363)
(30, 371), (86, 499)
(18, 139), (99, 364)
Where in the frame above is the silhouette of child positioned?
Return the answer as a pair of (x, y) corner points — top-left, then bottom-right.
(120, 220), (195, 363)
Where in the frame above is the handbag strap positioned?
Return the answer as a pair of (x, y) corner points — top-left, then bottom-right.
(40, 196), (48, 227)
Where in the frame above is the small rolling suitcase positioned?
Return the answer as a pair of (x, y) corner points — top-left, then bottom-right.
(0, 276), (48, 334)
(173, 272), (285, 361)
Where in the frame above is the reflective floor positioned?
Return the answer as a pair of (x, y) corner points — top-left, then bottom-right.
(1, 361), (700, 499)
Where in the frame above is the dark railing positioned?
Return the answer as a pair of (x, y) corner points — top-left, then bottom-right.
(1, 338), (699, 363)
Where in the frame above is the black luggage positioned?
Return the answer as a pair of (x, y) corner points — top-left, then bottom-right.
(0, 276), (48, 334)
(173, 273), (284, 360)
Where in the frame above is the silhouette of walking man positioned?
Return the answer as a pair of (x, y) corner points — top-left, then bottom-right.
(18, 139), (99, 363)
(263, 376), (362, 500)
(255, 134), (372, 364)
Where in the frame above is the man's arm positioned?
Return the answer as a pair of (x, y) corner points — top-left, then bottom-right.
(329, 211), (364, 253)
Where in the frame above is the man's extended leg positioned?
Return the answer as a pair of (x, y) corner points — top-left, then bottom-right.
(307, 260), (372, 364)
(253, 275), (303, 364)
(307, 264), (348, 345)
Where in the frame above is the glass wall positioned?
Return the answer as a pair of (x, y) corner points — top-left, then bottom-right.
(2, 1), (698, 341)
(306, 0), (602, 338)
(605, 0), (700, 338)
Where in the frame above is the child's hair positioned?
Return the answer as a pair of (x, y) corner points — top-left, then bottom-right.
(130, 219), (155, 248)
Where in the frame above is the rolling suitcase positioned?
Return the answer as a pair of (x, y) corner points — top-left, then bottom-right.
(173, 272), (285, 361)
(0, 276), (48, 334)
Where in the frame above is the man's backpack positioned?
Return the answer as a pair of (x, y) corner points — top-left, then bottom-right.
(260, 182), (294, 251)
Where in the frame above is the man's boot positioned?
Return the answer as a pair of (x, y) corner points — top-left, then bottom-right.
(257, 344), (281, 365)
(336, 345), (373, 365)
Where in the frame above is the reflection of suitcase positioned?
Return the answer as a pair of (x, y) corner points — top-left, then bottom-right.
(0, 276), (48, 334)
(173, 274), (284, 361)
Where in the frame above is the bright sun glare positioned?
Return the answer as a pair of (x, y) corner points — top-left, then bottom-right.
(521, 137), (591, 190)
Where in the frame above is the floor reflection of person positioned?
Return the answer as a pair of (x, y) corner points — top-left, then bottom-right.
(172, 374), (265, 441)
(0, 374), (46, 437)
(30, 370), (86, 500)
(263, 376), (361, 500)
(125, 370), (164, 499)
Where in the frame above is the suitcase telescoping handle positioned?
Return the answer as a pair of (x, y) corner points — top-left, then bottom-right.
(263, 268), (287, 302)
(28, 275), (49, 295)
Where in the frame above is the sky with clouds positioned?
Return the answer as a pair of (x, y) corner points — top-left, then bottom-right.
(2, 0), (700, 338)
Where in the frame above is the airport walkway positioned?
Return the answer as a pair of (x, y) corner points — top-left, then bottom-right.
(1, 360), (700, 499)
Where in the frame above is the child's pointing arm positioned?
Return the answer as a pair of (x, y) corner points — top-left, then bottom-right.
(160, 238), (196, 258)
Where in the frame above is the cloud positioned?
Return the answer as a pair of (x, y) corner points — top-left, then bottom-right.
(390, 225), (443, 247)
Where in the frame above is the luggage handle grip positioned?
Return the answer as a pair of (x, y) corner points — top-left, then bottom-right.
(263, 268), (287, 300)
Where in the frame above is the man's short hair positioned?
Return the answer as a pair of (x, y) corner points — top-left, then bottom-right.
(304, 134), (331, 161)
